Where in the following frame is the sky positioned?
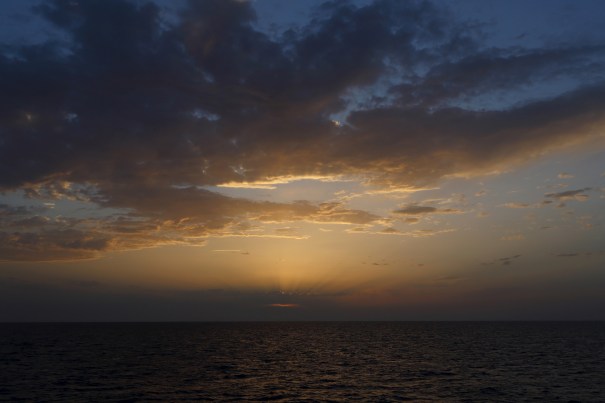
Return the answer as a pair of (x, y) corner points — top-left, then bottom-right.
(0, 0), (604, 321)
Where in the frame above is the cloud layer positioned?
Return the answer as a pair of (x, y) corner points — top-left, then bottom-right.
(1, 0), (605, 260)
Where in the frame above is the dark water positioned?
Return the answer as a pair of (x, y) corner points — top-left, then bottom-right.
(1, 322), (603, 402)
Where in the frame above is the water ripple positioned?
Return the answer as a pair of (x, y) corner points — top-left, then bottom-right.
(1, 322), (603, 401)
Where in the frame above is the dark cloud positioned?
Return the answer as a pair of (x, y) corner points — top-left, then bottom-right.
(504, 199), (557, 209)
(380, 227), (398, 234)
(0, 228), (110, 261)
(0, 203), (48, 217)
(7, 215), (50, 228)
(555, 253), (580, 257)
(391, 45), (605, 109)
(483, 254), (521, 266)
(545, 188), (591, 201)
(2, 0), (605, 260)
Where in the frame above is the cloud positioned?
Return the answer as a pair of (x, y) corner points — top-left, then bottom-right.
(557, 173), (574, 179)
(0, 203), (48, 217)
(213, 249), (250, 255)
(346, 226), (455, 237)
(306, 202), (381, 225)
(394, 206), (438, 215)
(4, 0), (605, 191)
(545, 188), (591, 202)
(503, 198), (569, 209)
(393, 205), (462, 215)
(216, 174), (347, 189)
(500, 234), (525, 241)
(273, 227), (306, 238)
(0, 185), (382, 260)
(555, 253), (580, 257)
(394, 228), (456, 238)
(2, 0), (605, 260)
(392, 44), (605, 110)
(346, 226), (388, 235)
(0, 229), (111, 262)
(483, 254), (521, 266)
(504, 196), (590, 209)
(503, 202), (532, 209)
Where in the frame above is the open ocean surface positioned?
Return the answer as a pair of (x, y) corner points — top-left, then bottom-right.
(1, 322), (603, 402)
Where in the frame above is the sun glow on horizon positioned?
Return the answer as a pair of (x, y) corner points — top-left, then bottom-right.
(268, 303), (300, 308)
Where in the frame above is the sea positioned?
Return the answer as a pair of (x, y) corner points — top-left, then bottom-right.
(1, 322), (603, 401)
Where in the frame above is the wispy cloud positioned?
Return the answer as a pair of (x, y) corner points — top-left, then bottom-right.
(213, 249), (250, 255)
(500, 234), (525, 241)
(393, 205), (463, 215)
(483, 254), (522, 266)
(217, 175), (348, 189)
(545, 188), (591, 201)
